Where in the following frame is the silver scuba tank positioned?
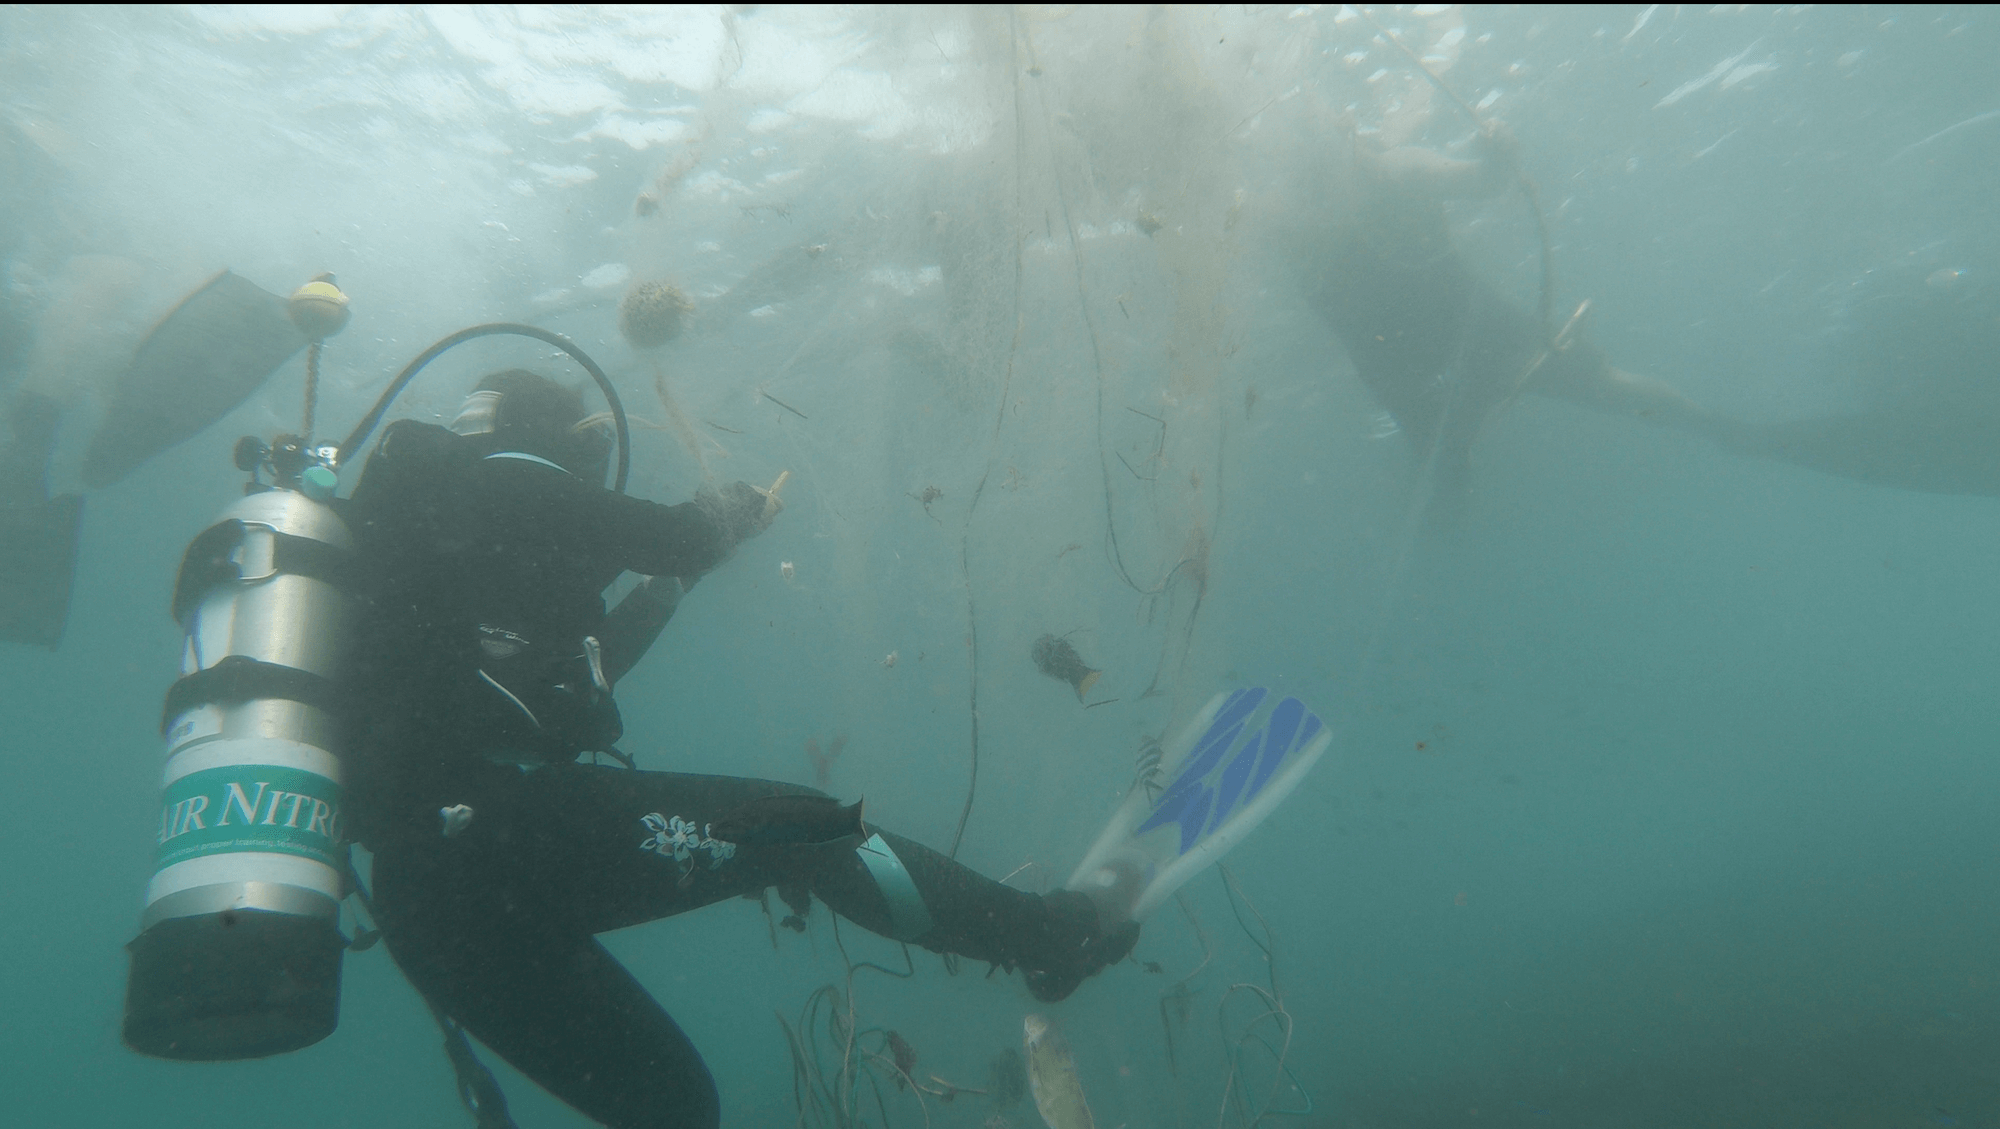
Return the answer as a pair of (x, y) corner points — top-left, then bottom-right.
(123, 481), (353, 1060)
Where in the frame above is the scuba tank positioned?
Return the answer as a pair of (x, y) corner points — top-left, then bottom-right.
(123, 477), (355, 1059)
(123, 279), (355, 1061)
(120, 283), (633, 1061)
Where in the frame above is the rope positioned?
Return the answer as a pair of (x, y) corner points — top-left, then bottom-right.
(302, 341), (321, 438)
(947, 8), (1032, 860)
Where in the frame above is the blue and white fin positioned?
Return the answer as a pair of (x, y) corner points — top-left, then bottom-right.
(1066, 687), (1332, 923)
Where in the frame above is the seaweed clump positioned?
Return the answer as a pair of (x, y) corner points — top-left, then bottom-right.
(619, 279), (695, 348)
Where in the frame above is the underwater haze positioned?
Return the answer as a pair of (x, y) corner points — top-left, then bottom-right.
(4, 4), (2000, 1127)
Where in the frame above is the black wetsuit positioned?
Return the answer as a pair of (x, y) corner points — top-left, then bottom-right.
(1297, 162), (1606, 496)
(343, 420), (1128, 1129)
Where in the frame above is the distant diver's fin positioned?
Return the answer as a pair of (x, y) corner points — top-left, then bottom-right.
(0, 492), (83, 648)
(1074, 668), (1102, 700)
(1066, 686), (1334, 923)
(81, 270), (305, 489)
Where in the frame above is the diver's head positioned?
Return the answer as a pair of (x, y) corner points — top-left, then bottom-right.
(451, 369), (611, 483)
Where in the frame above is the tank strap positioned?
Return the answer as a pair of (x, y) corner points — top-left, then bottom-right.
(856, 833), (935, 941)
(160, 655), (340, 735)
(171, 519), (353, 625)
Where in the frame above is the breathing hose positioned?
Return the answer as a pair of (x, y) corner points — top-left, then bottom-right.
(335, 322), (631, 494)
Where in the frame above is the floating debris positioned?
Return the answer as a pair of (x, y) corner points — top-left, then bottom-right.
(886, 1030), (918, 1088)
(619, 279), (694, 348)
(987, 1046), (1027, 1110)
(1032, 633), (1102, 701)
(804, 734), (844, 791)
(760, 389), (808, 419)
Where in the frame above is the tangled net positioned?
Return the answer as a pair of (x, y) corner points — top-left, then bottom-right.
(617, 278), (712, 481)
(777, 918), (990, 1129)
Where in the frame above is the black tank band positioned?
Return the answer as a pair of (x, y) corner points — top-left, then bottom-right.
(161, 655), (341, 735)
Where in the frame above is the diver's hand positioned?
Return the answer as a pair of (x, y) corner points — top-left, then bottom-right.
(1023, 890), (1141, 1003)
(711, 479), (776, 544)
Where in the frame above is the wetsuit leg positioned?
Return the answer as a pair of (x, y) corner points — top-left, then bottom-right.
(371, 858), (718, 1129)
(369, 761), (1131, 1128)
(470, 763), (1135, 989)
(372, 792), (724, 1129)
(367, 760), (767, 1129)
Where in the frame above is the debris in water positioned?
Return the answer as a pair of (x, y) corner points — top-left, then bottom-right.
(804, 734), (844, 790)
(909, 483), (942, 521)
(1032, 634), (1102, 701)
(760, 389), (808, 419)
(987, 1046), (1027, 1110)
(886, 1030), (918, 1088)
(619, 280), (694, 348)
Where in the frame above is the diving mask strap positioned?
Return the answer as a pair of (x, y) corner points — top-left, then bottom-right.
(856, 833), (934, 941)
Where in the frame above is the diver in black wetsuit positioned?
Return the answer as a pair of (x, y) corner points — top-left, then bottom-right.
(1290, 121), (1726, 503)
(342, 369), (1136, 1129)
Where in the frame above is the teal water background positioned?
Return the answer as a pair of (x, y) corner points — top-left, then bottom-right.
(3, 7), (1998, 1127)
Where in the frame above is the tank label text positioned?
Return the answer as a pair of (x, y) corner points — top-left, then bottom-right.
(154, 765), (344, 872)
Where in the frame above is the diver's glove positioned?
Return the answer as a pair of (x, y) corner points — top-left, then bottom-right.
(700, 480), (778, 547)
(1022, 889), (1141, 1003)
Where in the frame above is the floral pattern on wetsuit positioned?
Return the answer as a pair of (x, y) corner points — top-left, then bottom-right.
(639, 813), (737, 886)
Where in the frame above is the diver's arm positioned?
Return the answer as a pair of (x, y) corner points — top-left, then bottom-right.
(595, 575), (682, 687)
(597, 480), (774, 581)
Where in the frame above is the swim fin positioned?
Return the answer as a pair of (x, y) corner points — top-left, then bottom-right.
(1066, 687), (1333, 923)
(0, 491), (83, 648)
(81, 270), (305, 489)
(0, 392), (82, 648)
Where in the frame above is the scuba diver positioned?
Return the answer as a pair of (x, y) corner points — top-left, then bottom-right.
(340, 369), (1139, 1129)
(1283, 115), (1731, 508)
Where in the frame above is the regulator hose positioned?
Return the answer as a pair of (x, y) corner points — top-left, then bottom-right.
(335, 322), (631, 493)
